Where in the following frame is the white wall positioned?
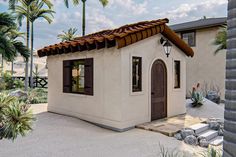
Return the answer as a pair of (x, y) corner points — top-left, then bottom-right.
(47, 48), (124, 129)
(119, 34), (188, 128)
(47, 33), (189, 130)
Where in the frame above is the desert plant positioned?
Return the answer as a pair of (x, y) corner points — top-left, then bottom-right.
(191, 83), (204, 107)
(159, 144), (187, 157)
(22, 88), (47, 104)
(199, 146), (222, 157)
(13, 79), (24, 88)
(0, 93), (35, 140)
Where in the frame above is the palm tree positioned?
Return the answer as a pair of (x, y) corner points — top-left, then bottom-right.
(9, 0), (52, 91)
(63, 0), (108, 36)
(0, 13), (29, 75)
(28, 1), (54, 88)
(57, 28), (78, 42)
(214, 26), (227, 54)
(224, 0), (236, 156)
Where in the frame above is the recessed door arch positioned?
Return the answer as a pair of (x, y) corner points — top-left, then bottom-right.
(151, 59), (167, 121)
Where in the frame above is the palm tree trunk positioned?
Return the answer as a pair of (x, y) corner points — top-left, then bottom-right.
(1, 54), (3, 77)
(82, 0), (86, 36)
(30, 22), (34, 88)
(224, 0), (236, 156)
(11, 61), (13, 76)
(24, 16), (29, 91)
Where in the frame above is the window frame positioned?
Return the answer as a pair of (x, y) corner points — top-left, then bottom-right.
(63, 58), (94, 96)
(132, 56), (142, 92)
(180, 31), (196, 47)
(174, 60), (181, 89)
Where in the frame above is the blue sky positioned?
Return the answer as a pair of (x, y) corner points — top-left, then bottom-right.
(0, 0), (227, 50)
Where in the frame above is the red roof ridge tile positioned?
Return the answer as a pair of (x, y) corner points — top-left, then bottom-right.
(38, 18), (194, 58)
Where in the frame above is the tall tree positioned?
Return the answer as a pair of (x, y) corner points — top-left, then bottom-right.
(57, 28), (78, 42)
(0, 13), (29, 75)
(28, 1), (54, 88)
(224, 0), (236, 156)
(9, 0), (52, 91)
(63, 0), (108, 36)
(214, 26), (227, 54)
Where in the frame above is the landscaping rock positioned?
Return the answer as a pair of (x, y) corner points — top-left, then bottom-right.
(180, 129), (195, 139)
(207, 119), (222, 130)
(184, 135), (198, 146)
(218, 128), (224, 136)
(9, 90), (27, 98)
(174, 133), (182, 140)
(199, 139), (209, 148)
(206, 91), (220, 104)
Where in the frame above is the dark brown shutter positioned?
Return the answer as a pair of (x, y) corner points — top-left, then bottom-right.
(63, 60), (72, 93)
(84, 58), (94, 95)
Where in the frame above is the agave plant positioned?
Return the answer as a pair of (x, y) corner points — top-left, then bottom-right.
(191, 83), (204, 107)
(0, 93), (35, 140)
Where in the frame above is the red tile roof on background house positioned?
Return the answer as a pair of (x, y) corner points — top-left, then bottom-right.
(37, 18), (194, 57)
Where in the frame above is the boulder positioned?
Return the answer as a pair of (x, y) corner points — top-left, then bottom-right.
(9, 89), (27, 98)
(180, 129), (195, 139)
(184, 135), (198, 146)
(206, 91), (220, 104)
(199, 139), (209, 148)
(207, 119), (222, 130)
(174, 133), (183, 140)
(218, 128), (224, 136)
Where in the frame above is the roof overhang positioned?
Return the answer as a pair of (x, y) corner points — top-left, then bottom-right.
(38, 18), (194, 58)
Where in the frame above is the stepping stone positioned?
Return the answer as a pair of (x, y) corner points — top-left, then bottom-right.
(210, 136), (223, 146)
(188, 123), (209, 134)
(198, 130), (218, 141)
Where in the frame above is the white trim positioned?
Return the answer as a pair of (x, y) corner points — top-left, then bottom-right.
(172, 58), (182, 91)
(129, 54), (144, 96)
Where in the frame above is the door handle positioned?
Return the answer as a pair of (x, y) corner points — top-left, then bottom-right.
(151, 92), (155, 95)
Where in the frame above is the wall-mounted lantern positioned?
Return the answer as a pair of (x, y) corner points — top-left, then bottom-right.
(160, 37), (172, 58)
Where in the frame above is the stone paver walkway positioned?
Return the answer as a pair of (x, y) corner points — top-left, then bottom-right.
(136, 114), (207, 136)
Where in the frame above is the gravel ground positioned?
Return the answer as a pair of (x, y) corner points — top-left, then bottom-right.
(0, 100), (223, 157)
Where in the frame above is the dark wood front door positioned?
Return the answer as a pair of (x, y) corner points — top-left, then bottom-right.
(151, 60), (167, 121)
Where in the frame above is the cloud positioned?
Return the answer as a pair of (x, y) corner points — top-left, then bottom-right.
(110, 0), (148, 15)
(156, 0), (227, 21)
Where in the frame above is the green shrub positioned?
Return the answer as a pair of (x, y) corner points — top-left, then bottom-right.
(0, 72), (24, 91)
(191, 83), (204, 107)
(24, 88), (48, 104)
(13, 79), (24, 89)
(0, 93), (35, 140)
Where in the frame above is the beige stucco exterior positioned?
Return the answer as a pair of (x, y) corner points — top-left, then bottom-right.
(47, 34), (189, 131)
(177, 27), (226, 99)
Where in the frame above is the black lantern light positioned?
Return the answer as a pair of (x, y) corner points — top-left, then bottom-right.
(160, 37), (172, 57)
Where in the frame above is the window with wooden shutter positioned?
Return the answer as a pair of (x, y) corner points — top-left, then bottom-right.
(63, 58), (94, 95)
(63, 60), (72, 93)
(84, 58), (94, 95)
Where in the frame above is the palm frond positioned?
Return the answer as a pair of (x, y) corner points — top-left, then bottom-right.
(213, 26), (227, 55)
(99, 0), (109, 7)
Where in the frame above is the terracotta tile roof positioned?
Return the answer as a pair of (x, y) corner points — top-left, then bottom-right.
(38, 18), (194, 57)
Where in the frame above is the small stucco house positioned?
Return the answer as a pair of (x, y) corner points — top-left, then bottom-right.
(170, 17), (227, 100)
(38, 18), (194, 131)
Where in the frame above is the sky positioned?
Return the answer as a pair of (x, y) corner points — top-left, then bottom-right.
(0, 0), (227, 50)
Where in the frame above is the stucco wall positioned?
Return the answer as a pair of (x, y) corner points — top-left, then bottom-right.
(119, 34), (187, 128)
(47, 34), (188, 130)
(47, 48), (124, 129)
(183, 27), (226, 99)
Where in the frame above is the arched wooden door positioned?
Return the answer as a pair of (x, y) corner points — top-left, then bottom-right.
(151, 60), (167, 121)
